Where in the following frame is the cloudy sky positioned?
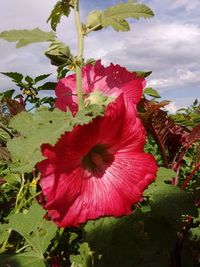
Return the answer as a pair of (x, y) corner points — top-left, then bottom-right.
(0, 0), (200, 112)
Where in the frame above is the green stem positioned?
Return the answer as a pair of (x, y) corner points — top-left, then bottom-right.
(0, 229), (12, 253)
(15, 173), (25, 213)
(74, 0), (84, 110)
(86, 23), (101, 35)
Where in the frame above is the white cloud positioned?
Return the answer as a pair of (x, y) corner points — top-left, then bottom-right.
(0, 0), (199, 109)
(164, 102), (178, 114)
(177, 68), (200, 83)
(171, 0), (200, 11)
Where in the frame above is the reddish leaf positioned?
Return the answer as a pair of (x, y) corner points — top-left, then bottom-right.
(1, 97), (25, 117)
(139, 98), (188, 167)
(183, 124), (200, 146)
(0, 145), (11, 164)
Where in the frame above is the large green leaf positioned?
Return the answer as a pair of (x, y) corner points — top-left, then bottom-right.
(86, 0), (154, 32)
(47, 0), (73, 31)
(0, 252), (46, 267)
(144, 167), (198, 224)
(7, 108), (73, 173)
(0, 202), (57, 264)
(84, 212), (175, 267)
(0, 28), (55, 48)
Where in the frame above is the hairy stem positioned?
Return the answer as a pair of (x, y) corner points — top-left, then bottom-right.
(74, 0), (84, 110)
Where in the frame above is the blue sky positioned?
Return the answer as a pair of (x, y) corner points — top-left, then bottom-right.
(0, 0), (200, 112)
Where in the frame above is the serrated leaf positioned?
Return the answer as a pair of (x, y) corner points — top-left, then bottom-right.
(34, 74), (52, 84)
(86, 1), (154, 32)
(143, 87), (161, 98)
(47, 0), (72, 31)
(138, 98), (188, 167)
(37, 82), (56, 91)
(7, 108), (73, 173)
(0, 28), (55, 48)
(1, 72), (23, 82)
(107, 18), (130, 32)
(25, 75), (33, 84)
(74, 105), (104, 126)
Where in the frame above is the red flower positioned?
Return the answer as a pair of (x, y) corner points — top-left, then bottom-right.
(55, 60), (145, 114)
(38, 95), (157, 227)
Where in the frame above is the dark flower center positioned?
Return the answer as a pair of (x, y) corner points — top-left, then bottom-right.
(82, 144), (114, 174)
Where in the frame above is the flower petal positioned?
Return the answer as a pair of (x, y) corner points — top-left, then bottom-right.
(55, 61), (145, 114)
(39, 94), (157, 227)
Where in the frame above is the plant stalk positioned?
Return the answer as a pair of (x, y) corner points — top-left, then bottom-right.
(74, 0), (84, 110)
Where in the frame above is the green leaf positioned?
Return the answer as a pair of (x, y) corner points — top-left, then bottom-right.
(3, 173), (21, 185)
(7, 108), (73, 173)
(45, 40), (72, 66)
(25, 75), (33, 84)
(143, 87), (161, 98)
(37, 82), (57, 91)
(84, 212), (176, 267)
(145, 168), (198, 225)
(86, 1), (154, 32)
(0, 251), (46, 267)
(144, 167), (176, 196)
(135, 70), (152, 78)
(1, 202), (57, 257)
(47, 0), (73, 31)
(0, 28), (55, 48)
(150, 186), (198, 224)
(34, 74), (52, 84)
(1, 72), (23, 82)
(74, 105), (105, 126)
(70, 242), (93, 267)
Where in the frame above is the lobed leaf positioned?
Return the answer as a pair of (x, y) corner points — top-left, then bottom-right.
(2, 202), (57, 255)
(0, 202), (57, 263)
(86, 1), (154, 32)
(0, 28), (55, 48)
(7, 108), (73, 173)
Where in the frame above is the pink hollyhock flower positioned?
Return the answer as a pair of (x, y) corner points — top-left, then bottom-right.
(38, 94), (157, 227)
(55, 60), (145, 114)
